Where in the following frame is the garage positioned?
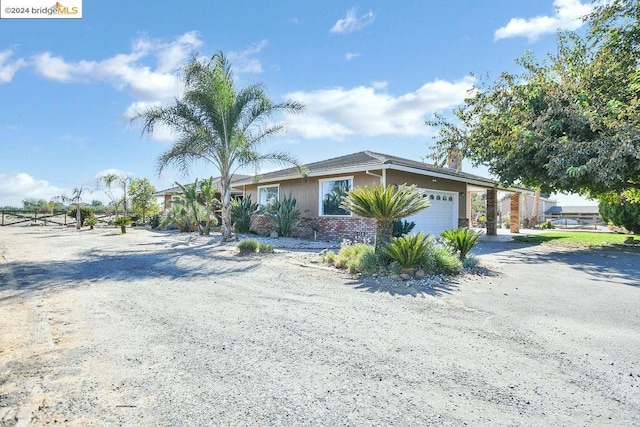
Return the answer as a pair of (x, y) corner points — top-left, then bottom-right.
(405, 188), (459, 237)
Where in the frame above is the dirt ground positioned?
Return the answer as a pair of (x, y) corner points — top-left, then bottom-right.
(0, 226), (638, 426)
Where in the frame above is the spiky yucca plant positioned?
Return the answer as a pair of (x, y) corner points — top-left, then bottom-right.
(341, 184), (429, 252)
(264, 193), (303, 237)
(231, 195), (258, 233)
(440, 227), (482, 260)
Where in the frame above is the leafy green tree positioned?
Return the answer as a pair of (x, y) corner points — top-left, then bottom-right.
(427, 1), (639, 199)
(129, 178), (160, 224)
(22, 198), (50, 212)
(134, 52), (304, 241)
(598, 189), (640, 234)
(341, 184), (430, 253)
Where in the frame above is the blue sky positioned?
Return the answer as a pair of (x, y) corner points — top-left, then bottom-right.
(0, 0), (597, 207)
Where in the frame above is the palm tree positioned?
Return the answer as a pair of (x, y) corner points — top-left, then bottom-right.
(56, 186), (87, 229)
(198, 177), (222, 235)
(133, 52), (304, 241)
(174, 181), (205, 235)
(341, 183), (430, 252)
(96, 173), (132, 217)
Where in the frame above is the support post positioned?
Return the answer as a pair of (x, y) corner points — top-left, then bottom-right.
(486, 189), (497, 236)
(510, 193), (520, 234)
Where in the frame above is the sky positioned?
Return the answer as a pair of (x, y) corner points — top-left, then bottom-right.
(0, 0), (599, 208)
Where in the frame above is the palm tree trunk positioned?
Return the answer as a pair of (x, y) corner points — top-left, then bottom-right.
(75, 205), (81, 229)
(531, 188), (541, 227)
(221, 184), (233, 241)
(375, 219), (393, 253)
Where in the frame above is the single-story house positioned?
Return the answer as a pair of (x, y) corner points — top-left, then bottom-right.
(233, 151), (520, 241)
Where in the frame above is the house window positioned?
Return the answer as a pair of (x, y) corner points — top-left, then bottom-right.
(258, 185), (279, 210)
(320, 177), (352, 216)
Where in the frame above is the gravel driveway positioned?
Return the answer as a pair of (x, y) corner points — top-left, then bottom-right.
(0, 226), (638, 426)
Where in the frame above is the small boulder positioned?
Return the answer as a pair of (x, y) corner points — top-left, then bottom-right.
(623, 236), (635, 244)
(270, 231), (279, 238)
(390, 274), (402, 282)
(400, 273), (411, 281)
(415, 269), (426, 279)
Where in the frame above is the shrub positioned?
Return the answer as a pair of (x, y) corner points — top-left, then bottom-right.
(84, 216), (98, 229)
(324, 250), (336, 264)
(160, 205), (196, 232)
(148, 214), (161, 229)
(231, 195), (258, 233)
(432, 246), (463, 275)
(439, 227), (482, 260)
(382, 232), (432, 269)
(68, 207), (93, 225)
(359, 251), (379, 273)
(334, 243), (375, 272)
(541, 220), (555, 229)
(599, 197), (640, 234)
(392, 219), (416, 237)
(263, 193), (304, 237)
(462, 255), (480, 270)
(237, 238), (259, 254)
(258, 243), (274, 253)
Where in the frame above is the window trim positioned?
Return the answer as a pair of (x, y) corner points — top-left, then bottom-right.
(318, 176), (353, 217)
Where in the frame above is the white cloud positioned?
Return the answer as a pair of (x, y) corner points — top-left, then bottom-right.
(282, 76), (475, 139)
(31, 32), (202, 101)
(330, 8), (375, 34)
(0, 49), (27, 83)
(0, 173), (67, 207)
(227, 40), (269, 74)
(495, 0), (592, 42)
(344, 52), (360, 61)
(371, 81), (388, 89)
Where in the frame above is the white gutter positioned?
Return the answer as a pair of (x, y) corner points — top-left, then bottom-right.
(365, 170), (383, 184)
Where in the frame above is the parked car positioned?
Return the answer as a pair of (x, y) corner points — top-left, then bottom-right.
(550, 219), (581, 228)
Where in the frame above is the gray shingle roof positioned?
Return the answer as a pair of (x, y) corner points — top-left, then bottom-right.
(233, 151), (497, 186)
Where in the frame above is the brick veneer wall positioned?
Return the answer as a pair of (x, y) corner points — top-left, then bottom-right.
(315, 217), (376, 242)
(486, 189), (498, 236)
(249, 215), (376, 242)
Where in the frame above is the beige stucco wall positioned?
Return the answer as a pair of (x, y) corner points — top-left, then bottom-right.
(242, 169), (471, 221)
(243, 171), (381, 218)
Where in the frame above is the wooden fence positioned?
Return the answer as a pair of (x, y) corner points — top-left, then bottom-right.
(0, 210), (112, 227)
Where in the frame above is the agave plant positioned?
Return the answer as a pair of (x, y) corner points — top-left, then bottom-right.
(440, 227), (482, 260)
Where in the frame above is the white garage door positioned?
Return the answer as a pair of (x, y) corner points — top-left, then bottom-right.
(405, 189), (459, 237)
